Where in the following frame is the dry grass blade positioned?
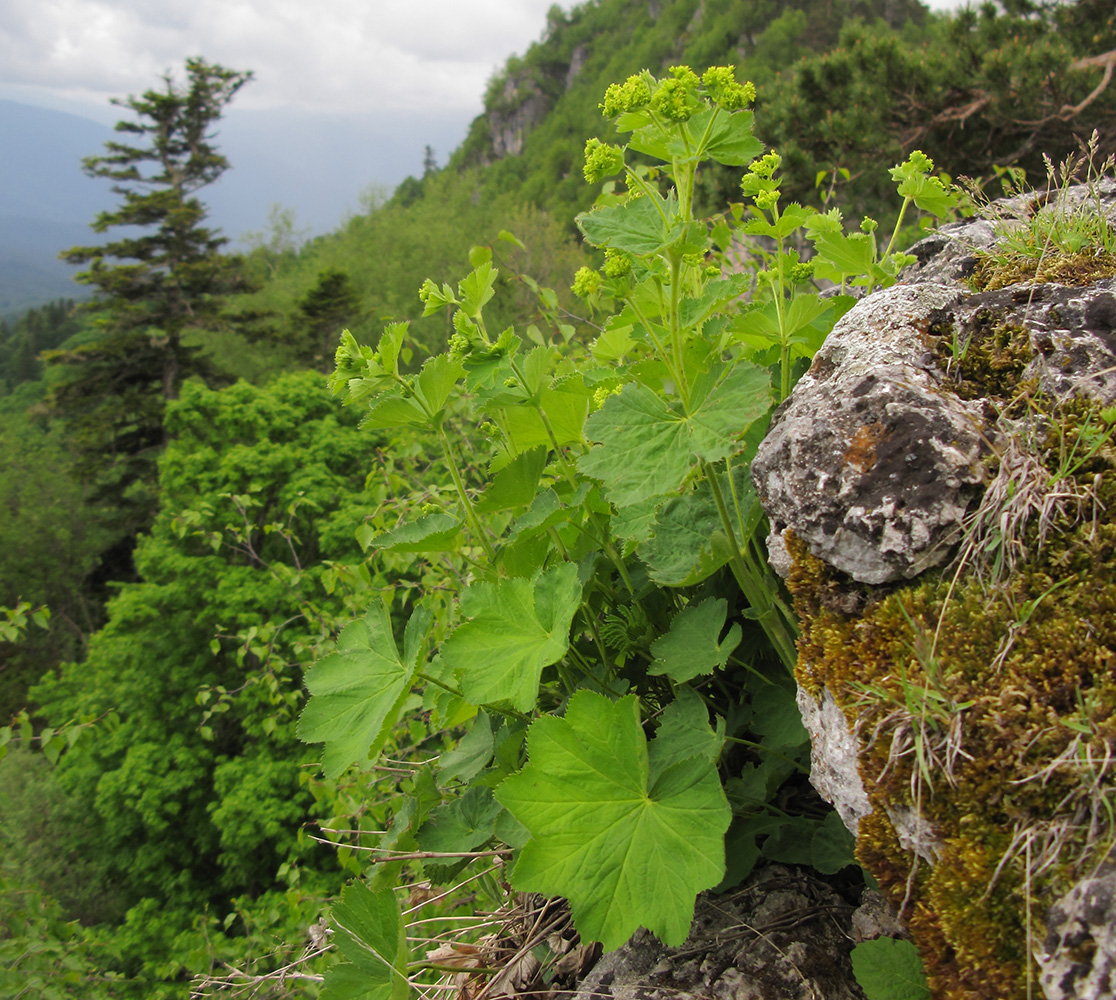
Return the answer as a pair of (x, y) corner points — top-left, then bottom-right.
(415, 894), (597, 1000)
(953, 427), (1100, 589)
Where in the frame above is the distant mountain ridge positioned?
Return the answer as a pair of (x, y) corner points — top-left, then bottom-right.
(0, 97), (473, 318)
(0, 101), (115, 316)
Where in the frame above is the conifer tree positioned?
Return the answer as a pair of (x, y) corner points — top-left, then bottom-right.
(58, 57), (253, 400)
(296, 267), (361, 369)
(50, 58), (254, 534)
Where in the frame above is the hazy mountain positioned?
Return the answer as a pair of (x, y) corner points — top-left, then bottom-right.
(0, 101), (113, 315)
(0, 98), (472, 317)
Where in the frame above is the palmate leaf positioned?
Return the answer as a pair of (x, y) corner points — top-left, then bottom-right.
(578, 385), (695, 505)
(578, 363), (771, 508)
(700, 109), (765, 167)
(416, 785), (502, 853)
(751, 677), (809, 750)
(640, 472), (744, 586)
(322, 882), (409, 1000)
(496, 691), (731, 951)
(805, 210), (876, 282)
(650, 598), (741, 682)
(576, 189), (676, 255)
(850, 938), (931, 1000)
(501, 379), (593, 450)
(298, 602), (431, 778)
(810, 810), (859, 874)
(650, 687), (725, 773)
(476, 447), (547, 513)
(367, 512), (462, 553)
(440, 562), (582, 711)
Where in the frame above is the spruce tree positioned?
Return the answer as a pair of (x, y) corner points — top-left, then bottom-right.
(296, 267), (361, 369)
(50, 57), (254, 535)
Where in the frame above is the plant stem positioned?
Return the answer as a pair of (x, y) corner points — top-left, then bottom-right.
(703, 459), (798, 670)
(880, 195), (913, 267)
(770, 218), (791, 402)
(438, 426), (496, 562)
(416, 671), (464, 697)
(669, 256), (690, 404)
(724, 735), (810, 773)
(508, 354), (580, 488)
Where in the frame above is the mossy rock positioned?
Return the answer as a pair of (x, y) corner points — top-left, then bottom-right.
(786, 396), (1116, 999)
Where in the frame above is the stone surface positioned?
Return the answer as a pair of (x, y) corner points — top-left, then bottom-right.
(752, 282), (987, 585)
(796, 686), (872, 837)
(1037, 865), (1116, 1000)
(488, 75), (550, 159)
(752, 181), (1116, 998)
(573, 866), (869, 1000)
(753, 182), (1116, 587)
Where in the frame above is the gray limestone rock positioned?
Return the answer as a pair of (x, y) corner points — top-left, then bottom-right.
(1038, 865), (1116, 1000)
(796, 686), (871, 837)
(753, 282), (987, 586)
(753, 182), (1116, 587)
(751, 181), (1116, 999)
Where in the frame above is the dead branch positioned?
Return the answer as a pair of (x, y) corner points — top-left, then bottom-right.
(1063, 48), (1116, 119)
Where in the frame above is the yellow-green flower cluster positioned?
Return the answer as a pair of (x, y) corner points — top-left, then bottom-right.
(333, 329), (370, 374)
(592, 383), (623, 409)
(741, 150), (782, 210)
(600, 74), (651, 117)
(748, 151), (782, 180)
(418, 277), (456, 317)
(789, 260), (814, 284)
(448, 310), (485, 359)
(448, 332), (470, 360)
(701, 66), (755, 110)
(583, 138), (625, 183)
(602, 248), (633, 277)
(754, 189), (779, 210)
(650, 66), (701, 121)
(906, 149), (934, 175)
(571, 266), (602, 299)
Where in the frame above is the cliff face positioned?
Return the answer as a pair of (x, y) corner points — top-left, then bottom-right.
(462, 0), (932, 176)
(487, 74), (552, 160)
(753, 182), (1116, 999)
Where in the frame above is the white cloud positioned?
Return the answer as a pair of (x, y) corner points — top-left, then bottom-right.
(0, 0), (973, 122)
(0, 0), (565, 116)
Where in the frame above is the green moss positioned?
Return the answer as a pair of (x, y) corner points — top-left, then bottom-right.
(971, 249), (1116, 292)
(931, 311), (1034, 404)
(787, 397), (1116, 1000)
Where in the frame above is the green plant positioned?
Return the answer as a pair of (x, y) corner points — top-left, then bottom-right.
(0, 600), (48, 645)
(850, 937), (930, 1000)
(970, 130), (1116, 290)
(299, 65), (957, 995)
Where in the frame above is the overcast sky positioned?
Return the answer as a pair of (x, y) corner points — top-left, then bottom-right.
(0, 0), (579, 121)
(2, 0), (962, 122)
(0, 0), (966, 241)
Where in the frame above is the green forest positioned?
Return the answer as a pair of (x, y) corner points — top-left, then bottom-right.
(2, 0), (1114, 997)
